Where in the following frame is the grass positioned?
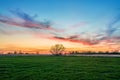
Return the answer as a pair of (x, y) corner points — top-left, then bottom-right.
(0, 56), (120, 80)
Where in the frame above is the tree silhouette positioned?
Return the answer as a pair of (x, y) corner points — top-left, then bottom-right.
(50, 44), (65, 56)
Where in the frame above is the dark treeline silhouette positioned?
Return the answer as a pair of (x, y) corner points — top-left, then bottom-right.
(7, 51), (28, 54)
(68, 51), (120, 55)
(2, 50), (120, 55)
(6, 51), (35, 55)
(0, 50), (119, 56)
(0, 44), (120, 56)
(5, 51), (120, 55)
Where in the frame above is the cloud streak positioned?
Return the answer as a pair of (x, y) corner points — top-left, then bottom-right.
(0, 9), (61, 32)
(106, 13), (120, 37)
(52, 35), (100, 46)
(0, 9), (120, 46)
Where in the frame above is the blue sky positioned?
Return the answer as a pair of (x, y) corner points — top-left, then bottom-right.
(0, 0), (120, 52)
(1, 0), (119, 26)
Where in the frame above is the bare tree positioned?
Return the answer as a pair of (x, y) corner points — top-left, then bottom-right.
(50, 44), (65, 56)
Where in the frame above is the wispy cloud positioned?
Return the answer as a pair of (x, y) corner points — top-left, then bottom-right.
(0, 9), (120, 46)
(66, 22), (87, 30)
(0, 9), (61, 32)
(106, 13), (120, 37)
(51, 34), (99, 46)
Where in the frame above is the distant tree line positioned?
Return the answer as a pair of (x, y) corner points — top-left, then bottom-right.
(7, 51), (32, 55)
(50, 44), (120, 56)
(69, 51), (120, 55)
(4, 50), (120, 56)
(1, 44), (120, 55)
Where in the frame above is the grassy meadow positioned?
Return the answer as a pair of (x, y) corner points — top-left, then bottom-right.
(0, 56), (120, 80)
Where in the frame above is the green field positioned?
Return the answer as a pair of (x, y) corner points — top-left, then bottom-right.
(0, 56), (120, 80)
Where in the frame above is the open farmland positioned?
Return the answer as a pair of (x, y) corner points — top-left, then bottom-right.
(0, 56), (120, 80)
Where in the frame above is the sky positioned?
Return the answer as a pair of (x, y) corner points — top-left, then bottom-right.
(0, 0), (120, 54)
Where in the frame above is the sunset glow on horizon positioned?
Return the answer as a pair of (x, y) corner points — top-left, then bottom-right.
(0, 0), (120, 54)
